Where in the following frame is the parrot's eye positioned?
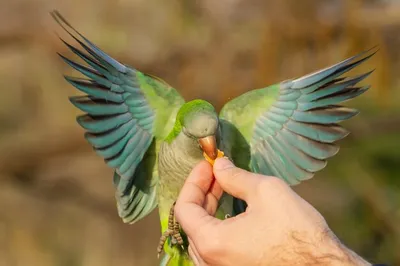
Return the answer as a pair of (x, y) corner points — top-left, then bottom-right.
(182, 127), (196, 139)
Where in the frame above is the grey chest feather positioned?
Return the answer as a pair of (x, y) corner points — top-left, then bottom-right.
(157, 132), (204, 202)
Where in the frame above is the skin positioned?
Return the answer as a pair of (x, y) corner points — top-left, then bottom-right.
(175, 158), (371, 266)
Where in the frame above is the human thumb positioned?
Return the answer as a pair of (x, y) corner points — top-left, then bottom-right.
(213, 158), (262, 202)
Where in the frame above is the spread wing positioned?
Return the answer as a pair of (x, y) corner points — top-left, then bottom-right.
(220, 48), (376, 187)
(52, 11), (185, 223)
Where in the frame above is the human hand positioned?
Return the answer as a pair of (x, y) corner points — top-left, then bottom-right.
(175, 158), (371, 266)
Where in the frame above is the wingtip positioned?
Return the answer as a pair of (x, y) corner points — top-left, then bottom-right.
(354, 46), (379, 63)
(349, 108), (360, 118)
(50, 9), (84, 44)
(63, 75), (73, 82)
(68, 96), (79, 106)
(338, 126), (351, 141)
(50, 9), (63, 26)
(50, 9), (68, 26)
(360, 85), (371, 93)
(358, 45), (379, 58)
(49, 10), (57, 18)
(368, 45), (380, 54)
(56, 51), (66, 60)
(51, 9), (128, 73)
(292, 46), (378, 90)
(63, 75), (82, 88)
(363, 68), (376, 77)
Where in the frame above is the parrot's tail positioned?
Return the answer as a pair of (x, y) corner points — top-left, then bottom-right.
(159, 253), (171, 266)
(159, 246), (194, 266)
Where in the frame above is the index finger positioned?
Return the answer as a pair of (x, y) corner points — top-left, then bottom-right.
(175, 161), (220, 237)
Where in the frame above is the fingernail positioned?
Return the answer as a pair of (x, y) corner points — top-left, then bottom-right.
(214, 157), (234, 170)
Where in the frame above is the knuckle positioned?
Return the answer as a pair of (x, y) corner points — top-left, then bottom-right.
(257, 176), (287, 194)
(265, 176), (288, 188)
(228, 168), (247, 182)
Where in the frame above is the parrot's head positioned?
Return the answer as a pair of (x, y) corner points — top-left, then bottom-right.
(176, 99), (219, 160)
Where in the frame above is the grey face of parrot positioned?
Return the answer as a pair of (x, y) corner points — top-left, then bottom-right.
(182, 112), (219, 160)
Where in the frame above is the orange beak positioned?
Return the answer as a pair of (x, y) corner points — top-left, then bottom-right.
(198, 136), (218, 160)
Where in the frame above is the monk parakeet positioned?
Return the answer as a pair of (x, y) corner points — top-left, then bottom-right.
(52, 11), (376, 266)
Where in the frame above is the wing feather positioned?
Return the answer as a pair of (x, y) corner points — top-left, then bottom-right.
(220, 48), (376, 189)
(52, 11), (184, 224)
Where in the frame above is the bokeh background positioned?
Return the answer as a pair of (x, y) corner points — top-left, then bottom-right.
(0, 0), (399, 265)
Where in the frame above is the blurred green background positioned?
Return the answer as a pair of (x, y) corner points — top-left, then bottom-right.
(0, 0), (399, 265)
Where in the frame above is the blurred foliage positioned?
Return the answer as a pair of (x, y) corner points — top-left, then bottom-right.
(0, 0), (399, 265)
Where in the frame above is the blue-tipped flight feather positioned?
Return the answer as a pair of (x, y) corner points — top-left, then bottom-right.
(221, 47), (376, 187)
(69, 96), (128, 115)
(51, 10), (127, 73)
(106, 132), (144, 168)
(299, 71), (373, 102)
(59, 53), (113, 88)
(52, 10), (186, 229)
(280, 128), (339, 160)
(95, 128), (136, 159)
(285, 120), (349, 143)
(59, 38), (113, 79)
(291, 106), (359, 124)
(298, 86), (370, 111)
(84, 120), (135, 148)
(64, 77), (123, 103)
(292, 47), (377, 90)
(52, 10), (156, 196)
(268, 137), (311, 182)
(77, 113), (132, 133)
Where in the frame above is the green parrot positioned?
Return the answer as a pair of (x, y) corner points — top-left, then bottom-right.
(51, 11), (376, 266)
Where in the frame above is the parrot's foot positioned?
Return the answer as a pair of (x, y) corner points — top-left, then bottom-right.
(157, 202), (184, 258)
(224, 214), (231, 219)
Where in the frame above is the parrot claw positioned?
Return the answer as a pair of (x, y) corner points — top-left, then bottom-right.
(225, 214), (231, 219)
(157, 202), (185, 258)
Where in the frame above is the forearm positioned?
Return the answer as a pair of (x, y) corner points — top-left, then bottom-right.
(271, 229), (371, 266)
(305, 230), (371, 266)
